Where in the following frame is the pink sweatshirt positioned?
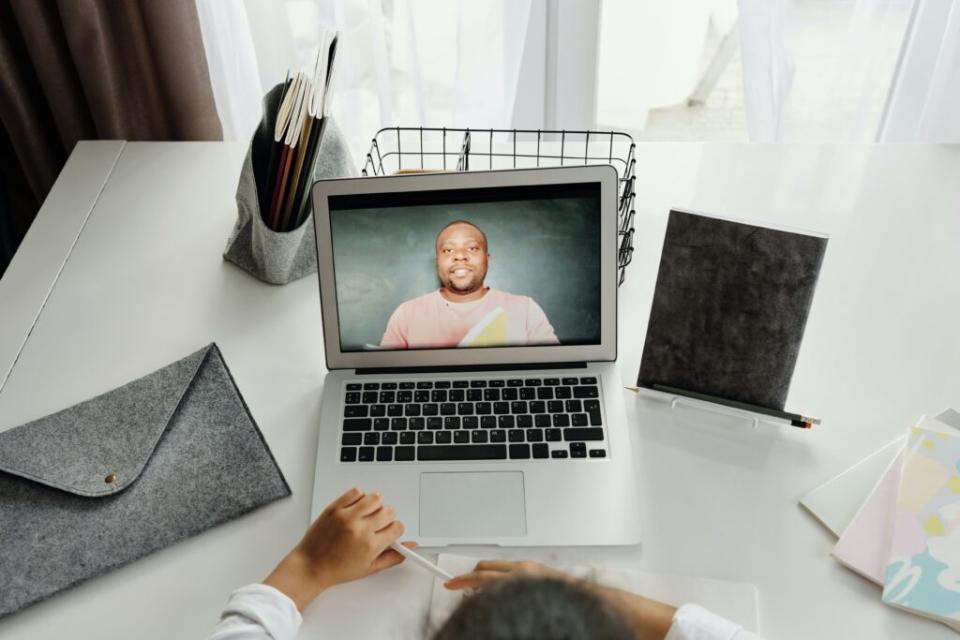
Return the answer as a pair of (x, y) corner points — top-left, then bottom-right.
(380, 288), (559, 349)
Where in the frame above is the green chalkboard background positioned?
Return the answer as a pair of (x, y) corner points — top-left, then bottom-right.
(329, 197), (601, 350)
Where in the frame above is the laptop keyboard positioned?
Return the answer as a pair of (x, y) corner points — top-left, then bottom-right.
(338, 376), (608, 463)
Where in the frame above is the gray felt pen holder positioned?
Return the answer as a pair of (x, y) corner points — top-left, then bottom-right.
(223, 112), (356, 285)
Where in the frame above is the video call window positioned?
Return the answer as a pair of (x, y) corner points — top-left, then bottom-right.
(328, 183), (602, 352)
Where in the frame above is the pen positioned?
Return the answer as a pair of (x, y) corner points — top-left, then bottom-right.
(624, 383), (821, 429)
(390, 542), (455, 581)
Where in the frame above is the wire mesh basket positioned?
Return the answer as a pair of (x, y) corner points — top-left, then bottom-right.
(361, 127), (636, 285)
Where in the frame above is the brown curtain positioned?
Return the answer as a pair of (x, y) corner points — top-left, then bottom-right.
(0, 0), (223, 274)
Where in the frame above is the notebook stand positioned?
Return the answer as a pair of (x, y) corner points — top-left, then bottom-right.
(635, 386), (765, 430)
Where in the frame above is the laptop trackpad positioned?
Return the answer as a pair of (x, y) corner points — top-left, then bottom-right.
(419, 471), (527, 538)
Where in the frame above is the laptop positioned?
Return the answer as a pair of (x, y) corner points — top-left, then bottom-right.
(309, 165), (640, 546)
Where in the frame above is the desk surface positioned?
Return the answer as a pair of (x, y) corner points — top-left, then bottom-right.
(1, 141), (958, 639)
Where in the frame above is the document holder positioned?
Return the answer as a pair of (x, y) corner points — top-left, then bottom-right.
(0, 344), (290, 618)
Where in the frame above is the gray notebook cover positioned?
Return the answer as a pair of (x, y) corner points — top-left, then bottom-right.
(637, 210), (827, 410)
(0, 344), (290, 618)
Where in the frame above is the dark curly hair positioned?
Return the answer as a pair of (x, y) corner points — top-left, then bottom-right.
(432, 576), (633, 640)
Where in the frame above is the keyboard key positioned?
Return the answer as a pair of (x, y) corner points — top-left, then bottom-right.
(379, 391), (395, 403)
(358, 447), (375, 461)
(562, 377), (579, 385)
(519, 387), (536, 400)
(484, 388), (501, 401)
(390, 418), (407, 430)
(526, 429), (543, 442)
(370, 404), (386, 417)
(449, 389), (465, 402)
(444, 417), (461, 429)
(565, 400), (582, 413)
(453, 431), (469, 444)
(399, 382), (416, 389)
(363, 432), (379, 445)
(589, 410), (603, 426)
(580, 377), (597, 384)
(543, 378), (560, 386)
(552, 414), (570, 427)
(510, 401), (528, 414)
(416, 381), (433, 389)
(467, 389), (483, 401)
(387, 404), (404, 417)
(545, 428), (562, 442)
(570, 442), (587, 458)
(492, 402), (509, 415)
(418, 445), (507, 461)
(564, 428), (604, 441)
(344, 392), (361, 404)
(573, 386), (599, 399)
(517, 415), (533, 428)
(470, 380), (487, 387)
(526, 379), (542, 386)
(404, 404), (421, 417)
(363, 383), (380, 390)
(532, 443), (549, 458)
(472, 430), (488, 443)
(399, 432), (415, 444)
(373, 418), (389, 431)
(499, 415), (515, 429)
(362, 392), (378, 404)
(476, 402), (492, 415)
(507, 379), (523, 387)
(440, 403), (457, 416)
(584, 399), (600, 411)
(431, 390), (447, 402)
(340, 447), (357, 462)
(435, 381), (451, 389)
(343, 418), (372, 431)
(551, 450), (569, 459)
(529, 401), (546, 414)
(490, 429), (506, 442)
(436, 431), (452, 444)
(423, 403), (439, 416)
(571, 413), (589, 427)
(427, 417), (443, 430)
(508, 429), (525, 442)
(547, 400), (563, 413)
(395, 446), (415, 461)
(397, 391), (412, 403)
(481, 416), (497, 428)
(408, 418), (425, 430)
(555, 387), (572, 399)
(418, 432), (434, 444)
(453, 380), (469, 388)
(589, 449), (607, 458)
(509, 444), (530, 459)
(342, 433), (362, 446)
(415, 390), (430, 402)
(457, 402), (474, 415)
(382, 432), (398, 445)
(489, 380), (505, 388)
(535, 415), (552, 427)
(376, 447), (393, 462)
(502, 388), (518, 401)
(346, 383), (362, 391)
(344, 405), (368, 418)
(537, 387), (554, 400)
(463, 417), (479, 429)
(381, 382), (397, 390)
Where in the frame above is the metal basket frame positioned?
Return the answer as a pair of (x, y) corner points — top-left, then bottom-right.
(361, 126), (636, 285)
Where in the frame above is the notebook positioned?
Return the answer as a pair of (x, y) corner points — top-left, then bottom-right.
(427, 554), (760, 636)
(801, 436), (906, 537)
(637, 210), (827, 411)
(882, 423), (960, 625)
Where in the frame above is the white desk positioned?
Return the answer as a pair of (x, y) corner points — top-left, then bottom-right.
(1, 142), (958, 639)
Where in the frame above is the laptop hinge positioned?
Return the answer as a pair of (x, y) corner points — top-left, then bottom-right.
(355, 362), (588, 376)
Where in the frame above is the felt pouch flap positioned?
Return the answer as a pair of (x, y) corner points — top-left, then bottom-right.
(0, 345), (213, 497)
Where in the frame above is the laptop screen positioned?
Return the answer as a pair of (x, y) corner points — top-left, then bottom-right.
(328, 182), (602, 353)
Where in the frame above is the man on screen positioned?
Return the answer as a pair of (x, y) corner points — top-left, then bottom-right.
(380, 220), (559, 349)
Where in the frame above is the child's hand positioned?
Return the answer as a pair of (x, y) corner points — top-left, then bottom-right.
(264, 488), (412, 610)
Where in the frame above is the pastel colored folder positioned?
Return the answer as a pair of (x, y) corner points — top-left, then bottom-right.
(0, 344), (290, 618)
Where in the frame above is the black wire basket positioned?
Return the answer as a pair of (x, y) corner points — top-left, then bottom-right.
(361, 127), (636, 285)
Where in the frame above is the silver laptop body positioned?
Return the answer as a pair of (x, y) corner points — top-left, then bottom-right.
(309, 166), (640, 546)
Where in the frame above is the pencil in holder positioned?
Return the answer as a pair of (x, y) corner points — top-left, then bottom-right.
(223, 83), (356, 285)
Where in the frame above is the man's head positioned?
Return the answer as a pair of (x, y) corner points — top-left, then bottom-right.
(435, 220), (489, 296)
(432, 577), (633, 640)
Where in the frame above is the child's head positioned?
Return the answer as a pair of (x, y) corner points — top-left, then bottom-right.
(433, 576), (632, 640)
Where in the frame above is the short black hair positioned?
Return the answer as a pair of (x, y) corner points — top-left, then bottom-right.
(435, 220), (488, 252)
(431, 577), (633, 640)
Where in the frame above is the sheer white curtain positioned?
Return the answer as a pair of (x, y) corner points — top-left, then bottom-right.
(197, 0), (534, 164)
(737, 0), (960, 142)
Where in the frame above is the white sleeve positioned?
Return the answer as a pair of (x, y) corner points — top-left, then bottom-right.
(665, 604), (764, 640)
(208, 584), (303, 640)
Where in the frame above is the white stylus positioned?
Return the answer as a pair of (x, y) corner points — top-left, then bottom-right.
(390, 542), (455, 581)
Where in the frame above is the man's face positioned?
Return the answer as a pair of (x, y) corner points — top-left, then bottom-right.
(435, 223), (489, 294)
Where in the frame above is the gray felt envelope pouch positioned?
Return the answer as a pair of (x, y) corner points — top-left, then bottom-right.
(0, 344), (290, 618)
